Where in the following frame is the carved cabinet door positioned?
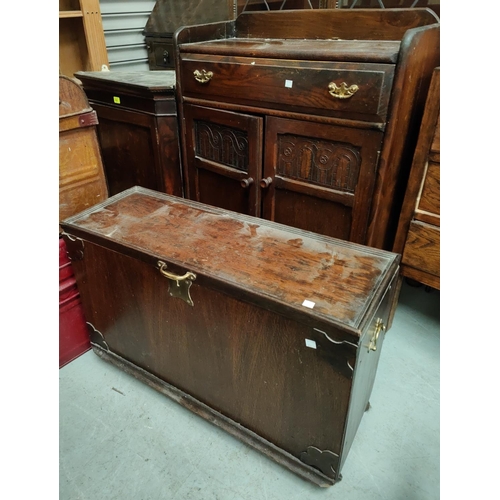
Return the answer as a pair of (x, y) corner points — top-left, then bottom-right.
(262, 117), (384, 244)
(183, 104), (264, 216)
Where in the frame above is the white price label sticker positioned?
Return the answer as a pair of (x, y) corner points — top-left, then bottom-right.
(302, 299), (315, 309)
(285, 80), (293, 88)
(305, 339), (317, 349)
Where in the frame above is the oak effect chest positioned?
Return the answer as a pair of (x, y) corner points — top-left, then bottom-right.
(61, 187), (400, 486)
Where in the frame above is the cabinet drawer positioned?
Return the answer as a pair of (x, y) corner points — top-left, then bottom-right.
(180, 54), (395, 122)
(401, 221), (440, 277)
(417, 160), (440, 216)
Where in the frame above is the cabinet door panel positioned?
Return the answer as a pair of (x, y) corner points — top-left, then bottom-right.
(263, 117), (383, 244)
(183, 104), (263, 216)
(93, 105), (158, 196)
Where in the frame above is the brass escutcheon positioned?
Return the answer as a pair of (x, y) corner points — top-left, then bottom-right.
(193, 69), (213, 83)
(368, 318), (386, 352)
(328, 82), (359, 99)
(157, 260), (196, 306)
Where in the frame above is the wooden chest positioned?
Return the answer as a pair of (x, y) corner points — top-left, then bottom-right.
(75, 71), (183, 198)
(60, 187), (400, 487)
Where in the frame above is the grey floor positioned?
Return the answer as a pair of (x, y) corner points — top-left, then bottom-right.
(59, 280), (440, 500)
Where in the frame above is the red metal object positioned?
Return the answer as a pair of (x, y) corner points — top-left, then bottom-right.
(59, 237), (90, 368)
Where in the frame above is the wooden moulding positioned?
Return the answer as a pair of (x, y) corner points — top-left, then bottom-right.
(91, 342), (336, 487)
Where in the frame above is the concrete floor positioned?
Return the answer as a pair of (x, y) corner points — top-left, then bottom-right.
(59, 280), (439, 500)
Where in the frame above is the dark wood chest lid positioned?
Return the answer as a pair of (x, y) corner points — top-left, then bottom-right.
(61, 187), (400, 336)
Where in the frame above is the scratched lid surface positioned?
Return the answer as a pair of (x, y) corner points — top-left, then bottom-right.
(61, 187), (399, 331)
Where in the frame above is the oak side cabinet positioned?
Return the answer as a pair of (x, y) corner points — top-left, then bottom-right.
(75, 71), (183, 197)
(393, 67), (440, 290)
(174, 8), (440, 250)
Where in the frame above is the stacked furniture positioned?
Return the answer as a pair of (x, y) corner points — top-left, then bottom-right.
(393, 67), (440, 289)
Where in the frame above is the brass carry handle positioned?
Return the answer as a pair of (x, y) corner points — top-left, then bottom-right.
(157, 261), (196, 282)
(193, 69), (213, 83)
(368, 318), (386, 352)
(328, 82), (359, 99)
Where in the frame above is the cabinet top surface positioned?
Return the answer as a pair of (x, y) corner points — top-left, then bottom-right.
(179, 39), (401, 64)
(75, 71), (176, 90)
(61, 188), (399, 333)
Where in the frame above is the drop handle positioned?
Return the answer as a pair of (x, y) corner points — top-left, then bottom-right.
(240, 177), (254, 188)
(193, 69), (213, 83)
(368, 318), (386, 352)
(260, 177), (273, 188)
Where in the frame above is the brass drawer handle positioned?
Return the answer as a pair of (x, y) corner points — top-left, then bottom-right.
(157, 260), (196, 306)
(328, 82), (359, 99)
(194, 69), (213, 83)
(368, 318), (386, 351)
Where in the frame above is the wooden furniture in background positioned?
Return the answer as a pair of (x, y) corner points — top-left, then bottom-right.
(61, 186), (400, 487)
(174, 8), (440, 250)
(59, 0), (109, 77)
(393, 67), (439, 289)
(75, 71), (183, 197)
(143, 0), (327, 71)
(144, 0), (236, 70)
(59, 75), (109, 223)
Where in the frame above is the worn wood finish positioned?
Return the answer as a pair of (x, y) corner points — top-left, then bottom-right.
(60, 187), (400, 486)
(180, 54), (395, 122)
(393, 67), (440, 289)
(263, 117), (383, 243)
(179, 39), (401, 63)
(365, 24), (440, 249)
(59, 76), (108, 224)
(233, 8), (439, 40)
(401, 221), (439, 276)
(92, 344), (335, 487)
(175, 9), (439, 250)
(76, 71), (182, 198)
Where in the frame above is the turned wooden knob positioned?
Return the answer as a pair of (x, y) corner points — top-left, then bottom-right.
(240, 177), (254, 188)
(260, 177), (273, 188)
